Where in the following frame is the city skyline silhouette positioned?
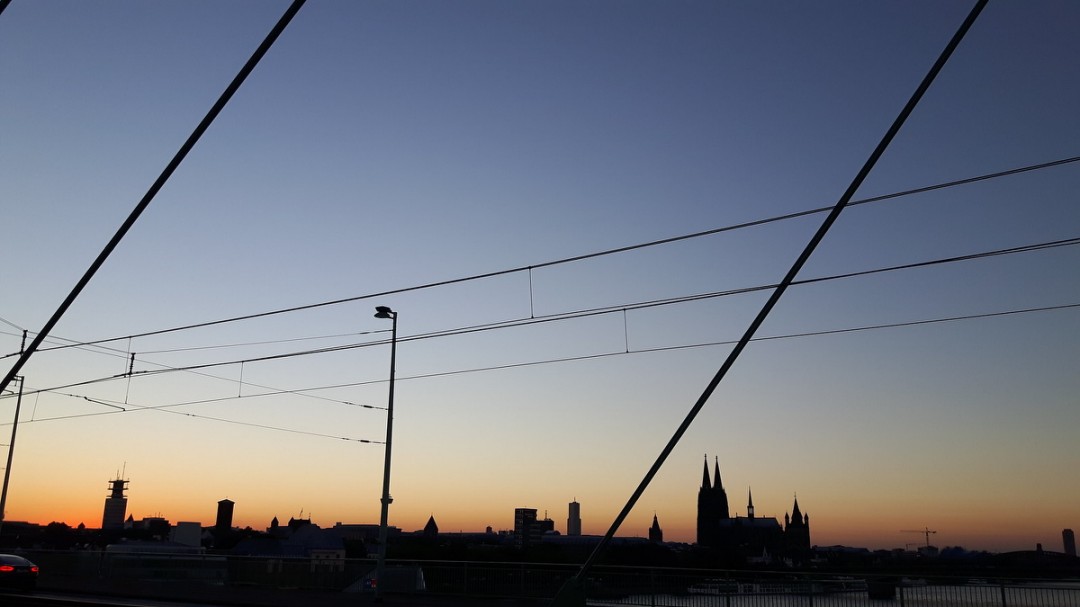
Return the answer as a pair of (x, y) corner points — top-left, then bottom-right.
(1, 1), (1078, 555)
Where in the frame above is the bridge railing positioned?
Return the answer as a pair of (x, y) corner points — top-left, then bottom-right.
(14, 550), (1080, 606)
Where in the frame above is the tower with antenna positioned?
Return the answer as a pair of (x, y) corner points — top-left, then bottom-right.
(567, 499), (581, 536)
(101, 469), (129, 530)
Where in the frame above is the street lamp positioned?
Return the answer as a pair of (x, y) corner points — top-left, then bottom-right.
(0, 376), (25, 538)
(373, 306), (397, 602)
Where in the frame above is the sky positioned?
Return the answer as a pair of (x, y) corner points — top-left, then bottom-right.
(1, 1), (1078, 554)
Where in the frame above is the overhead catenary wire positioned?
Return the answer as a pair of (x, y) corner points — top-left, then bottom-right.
(136, 329), (389, 355)
(28, 391), (382, 443)
(11, 300), (1075, 432)
(4, 328), (390, 360)
(0, 327), (386, 409)
(7, 234), (1077, 400)
(0, 316), (23, 332)
(13, 153), (1079, 357)
(273, 301), (1080, 391)
(52, 385), (386, 414)
(405, 236), (1080, 342)
(0, 0), (308, 401)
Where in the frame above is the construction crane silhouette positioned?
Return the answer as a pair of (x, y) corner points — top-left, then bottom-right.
(901, 527), (938, 548)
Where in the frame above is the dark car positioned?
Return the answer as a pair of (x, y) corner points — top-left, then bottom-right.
(0, 554), (38, 589)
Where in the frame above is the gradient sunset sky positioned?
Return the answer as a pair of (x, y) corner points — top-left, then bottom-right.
(1, 1), (1078, 554)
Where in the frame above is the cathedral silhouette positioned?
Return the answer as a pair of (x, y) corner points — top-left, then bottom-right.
(696, 456), (811, 562)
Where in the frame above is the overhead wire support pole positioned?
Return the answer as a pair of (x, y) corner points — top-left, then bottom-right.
(0, 0), (307, 399)
(551, 1), (989, 603)
(0, 376), (24, 537)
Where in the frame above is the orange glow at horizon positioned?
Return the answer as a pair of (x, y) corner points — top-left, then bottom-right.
(10, 486), (1073, 555)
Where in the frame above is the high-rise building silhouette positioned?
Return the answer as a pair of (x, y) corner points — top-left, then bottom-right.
(567, 500), (581, 536)
(514, 508), (539, 548)
(215, 498), (234, 531)
(1064, 529), (1076, 557)
(101, 476), (129, 530)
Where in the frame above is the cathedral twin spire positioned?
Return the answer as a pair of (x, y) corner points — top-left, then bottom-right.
(701, 455), (724, 490)
(699, 455), (730, 523)
(701, 455), (804, 522)
(697, 455), (811, 556)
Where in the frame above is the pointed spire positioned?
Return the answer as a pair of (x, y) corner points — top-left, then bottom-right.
(791, 493), (802, 520)
(701, 455), (712, 490)
(649, 512), (664, 543)
(747, 487), (755, 518)
(713, 456), (723, 490)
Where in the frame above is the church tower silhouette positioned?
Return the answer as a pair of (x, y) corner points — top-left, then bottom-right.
(696, 456), (730, 545)
(696, 455), (811, 561)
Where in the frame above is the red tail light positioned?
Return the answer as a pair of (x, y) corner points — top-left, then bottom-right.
(0, 565), (13, 572)
(31, 566), (40, 573)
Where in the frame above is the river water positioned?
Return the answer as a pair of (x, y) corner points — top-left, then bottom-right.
(588, 583), (1080, 607)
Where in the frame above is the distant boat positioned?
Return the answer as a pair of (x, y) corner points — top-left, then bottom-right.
(689, 577), (867, 596)
(822, 577), (868, 594)
(687, 579), (738, 594)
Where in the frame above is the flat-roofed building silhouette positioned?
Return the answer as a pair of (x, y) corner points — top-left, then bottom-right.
(567, 500), (581, 536)
(514, 508), (539, 547)
(215, 498), (234, 531)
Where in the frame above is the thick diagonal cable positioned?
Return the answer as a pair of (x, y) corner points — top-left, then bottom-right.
(0, 0), (306, 398)
(555, 0), (989, 596)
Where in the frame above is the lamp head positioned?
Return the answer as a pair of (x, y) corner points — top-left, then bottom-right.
(374, 306), (395, 319)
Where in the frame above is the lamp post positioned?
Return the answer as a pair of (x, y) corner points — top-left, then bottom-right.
(373, 306), (397, 602)
(0, 376), (24, 538)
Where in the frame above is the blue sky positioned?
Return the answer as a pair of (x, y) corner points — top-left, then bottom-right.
(1, 1), (1078, 551)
